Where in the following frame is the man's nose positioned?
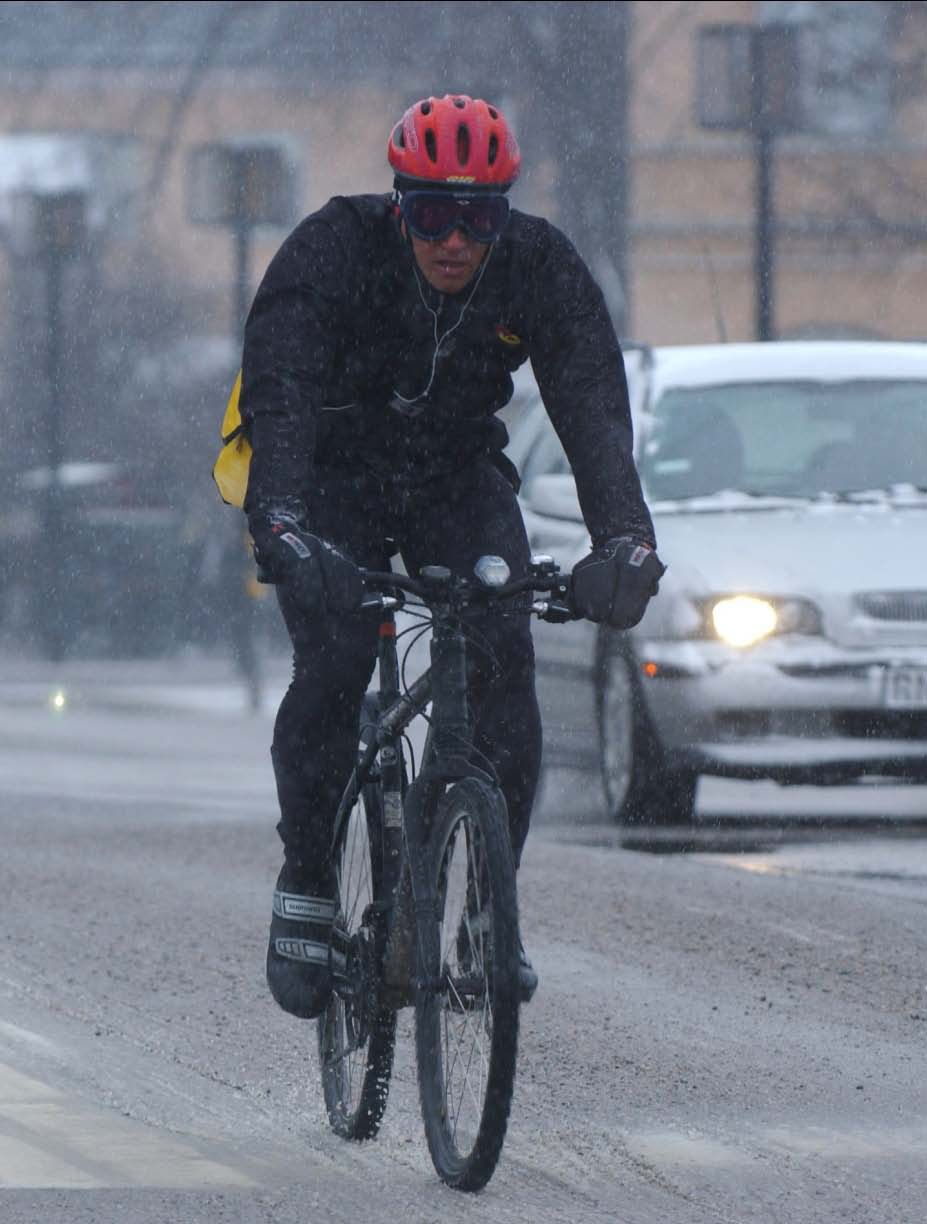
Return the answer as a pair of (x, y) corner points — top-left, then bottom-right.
(439, 226), (469, 251)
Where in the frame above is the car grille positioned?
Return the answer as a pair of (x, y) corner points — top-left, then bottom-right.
(836, 710), (927, 739)
(856, 591), (927, 622)
(717, 709), (927, 741)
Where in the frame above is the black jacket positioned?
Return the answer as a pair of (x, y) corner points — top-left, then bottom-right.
(240, 193), (655, 548)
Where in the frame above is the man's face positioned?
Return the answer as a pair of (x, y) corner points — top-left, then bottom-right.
(407, 224), (489, 294)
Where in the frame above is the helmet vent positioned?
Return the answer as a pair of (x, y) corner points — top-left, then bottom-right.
(420, 100), (432, 116)
(392, 124), (405, 149)
(453, 97), (466, 109)
(488, 106), (499, 120)
(456, 123), (470, 165)
(488, 133), (498, 165)
(425, 128), (438, 162)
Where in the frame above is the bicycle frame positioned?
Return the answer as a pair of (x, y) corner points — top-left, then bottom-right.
(328, 560), (572, 998)
(330, 589), (500, 1001)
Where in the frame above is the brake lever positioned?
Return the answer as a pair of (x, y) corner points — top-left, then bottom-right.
(536, 577), (575, 623)
(538, 599), (576, 624)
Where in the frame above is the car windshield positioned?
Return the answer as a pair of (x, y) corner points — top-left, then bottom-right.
(639, 380), (927, 501)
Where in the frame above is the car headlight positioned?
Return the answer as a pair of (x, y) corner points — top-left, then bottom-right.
(700, 595), (822, 648)
(711, 596), (778, 647)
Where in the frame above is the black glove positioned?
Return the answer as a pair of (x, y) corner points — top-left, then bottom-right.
(247, 504), (363, 618)
(572, 536), (665, 629)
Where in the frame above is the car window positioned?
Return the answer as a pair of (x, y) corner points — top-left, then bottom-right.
(639, 380), (927, 499)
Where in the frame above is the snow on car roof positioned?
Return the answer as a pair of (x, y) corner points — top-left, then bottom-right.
(650, 341), (927, 394)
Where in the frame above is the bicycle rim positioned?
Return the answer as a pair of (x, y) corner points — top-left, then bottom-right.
(318, 783), (396, 1140)
(415, 778), (520, 1191)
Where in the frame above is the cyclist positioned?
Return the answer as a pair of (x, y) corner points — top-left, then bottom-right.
(240, 94), (664, 1020)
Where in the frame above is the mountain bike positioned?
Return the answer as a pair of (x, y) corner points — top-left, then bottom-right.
(316, 553), (573, 1192)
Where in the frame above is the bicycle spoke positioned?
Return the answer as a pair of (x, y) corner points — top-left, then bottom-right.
(319, 764), (397, 1141)
(445, 1015), (486, 1143)
(430, 811), (500, 1150)
(445, 1009), (488, 1125)
(417, 779), (520, 1190)
(341, 811), (372, 928)
(444, 989), (491, 1065)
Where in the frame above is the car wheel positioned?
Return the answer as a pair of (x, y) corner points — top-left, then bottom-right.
(595, 630), (698, 826)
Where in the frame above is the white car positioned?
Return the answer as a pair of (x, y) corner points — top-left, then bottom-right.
(507, 341), (927, 825)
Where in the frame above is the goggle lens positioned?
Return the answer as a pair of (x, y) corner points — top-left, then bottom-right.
(401, 192), (510, 243)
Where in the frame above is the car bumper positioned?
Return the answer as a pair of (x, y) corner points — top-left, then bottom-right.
(638, 638), (927, 784)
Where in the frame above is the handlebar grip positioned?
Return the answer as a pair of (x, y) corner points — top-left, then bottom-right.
(539, 596), (578, 624)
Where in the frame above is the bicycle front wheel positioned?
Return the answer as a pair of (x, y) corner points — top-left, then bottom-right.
(415, 777), (520, 1192)
(318, 765), (397, 1140)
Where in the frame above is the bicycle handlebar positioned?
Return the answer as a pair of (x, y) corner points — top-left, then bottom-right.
(357, 562), (576, 622)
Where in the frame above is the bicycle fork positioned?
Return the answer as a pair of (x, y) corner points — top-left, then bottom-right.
(399, 616), (491, 1000)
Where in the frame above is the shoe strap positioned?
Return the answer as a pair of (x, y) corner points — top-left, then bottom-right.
(273, 937), (329, 964)
(273, 891), (336, 923)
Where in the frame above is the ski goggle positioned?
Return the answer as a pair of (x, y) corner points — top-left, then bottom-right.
(399, 191), (510, 243)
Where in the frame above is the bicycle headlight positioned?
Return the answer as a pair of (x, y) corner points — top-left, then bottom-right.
(705, 595), (821, 648)
(474, 555), (511, 588)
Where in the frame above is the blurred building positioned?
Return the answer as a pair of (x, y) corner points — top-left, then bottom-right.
(630, 0), (927, 342)
(0, 1), (924, 545)
(1, 2), (924, 356)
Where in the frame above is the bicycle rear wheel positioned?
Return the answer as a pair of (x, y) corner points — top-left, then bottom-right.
(318, 709), (397, 1140)
(415, 777), (520, 1191)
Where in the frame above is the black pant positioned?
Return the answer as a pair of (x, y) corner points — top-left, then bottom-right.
(271, 458), (542, 890)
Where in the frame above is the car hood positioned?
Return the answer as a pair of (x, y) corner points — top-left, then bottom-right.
(525, 477), (927, 592)
(653, 497), (927, 593)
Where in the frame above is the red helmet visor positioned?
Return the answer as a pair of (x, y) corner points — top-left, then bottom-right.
(400, 191), (510, 244)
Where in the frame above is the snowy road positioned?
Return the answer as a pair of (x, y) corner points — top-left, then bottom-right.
(1, 659), (926, 1223)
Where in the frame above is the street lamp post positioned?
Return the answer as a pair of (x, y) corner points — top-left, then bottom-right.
(187, 142), (296, 699)
(696, 23), (801, 341)
(11, 189), (88, 660)
(188, 141), (297, 336)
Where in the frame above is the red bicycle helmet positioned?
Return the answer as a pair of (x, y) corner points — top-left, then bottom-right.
(388, 94), (521, 191)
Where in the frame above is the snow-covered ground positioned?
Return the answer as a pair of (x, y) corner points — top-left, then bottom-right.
(1, 655), (926, 1221)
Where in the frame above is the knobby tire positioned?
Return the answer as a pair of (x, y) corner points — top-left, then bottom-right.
(318, 713), (397, 1140)
(415, 777), (521, 1191)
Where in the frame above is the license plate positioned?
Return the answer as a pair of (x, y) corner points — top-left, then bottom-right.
(884, 666), (927, 709)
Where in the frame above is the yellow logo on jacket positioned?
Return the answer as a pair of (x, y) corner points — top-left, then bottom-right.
(496, 325), (521, 346)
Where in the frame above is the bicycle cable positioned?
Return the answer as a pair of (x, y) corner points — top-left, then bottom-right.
(411, 703), (501, 787)
(397, 635), (502, 787)
(386, 592), (519, 789)
(402, 731), (418, 782)
(395, 610), (431, 634)
(399, 622), (435, 705)
(396, 610), (499, 700)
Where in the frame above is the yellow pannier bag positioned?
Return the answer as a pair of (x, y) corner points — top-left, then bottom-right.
(213, 370), (251, 508)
